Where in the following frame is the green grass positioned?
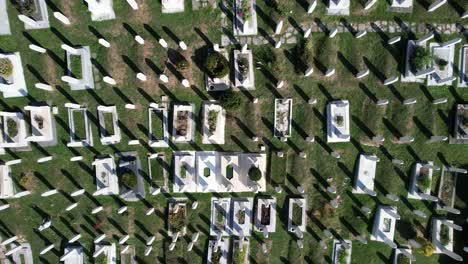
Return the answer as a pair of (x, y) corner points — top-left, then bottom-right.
(69, 54), (82, 79)
(71, 109), (86, 140)
(151, 109), (164, 140)
(102, 112), (114, 136)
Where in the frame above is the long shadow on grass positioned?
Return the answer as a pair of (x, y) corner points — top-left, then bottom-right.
(162, 26), (181, 44)
(292, 84), (310, 102)
(26, 65), (48, 84)
(413, 117), (433, 139)
(352, 115), (375, 139)
(231, 135), (250, 152)
(383, 118), (403, 138)
(50, 27), (72, 46)
(337, 52), (358, 76)
(256, 6), (276, 31)
(363, 56), (386, 82)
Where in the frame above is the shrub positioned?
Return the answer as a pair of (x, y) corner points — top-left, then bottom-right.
(6, 119), (18, 138)
(0, 58), (13, 77)
(248, 166), (262, 182)
(217, 89), (242, 111)
(338, 248), (348, 264)
(94, 254), (107, 264)
(204, 52), (229, 78)
(436, 58), (448, 69)
(416, 236), (435, 256)
(13, 0), (36, 16)
(397, 254), (410, 264)
(175, 56), (189, 71)
(439, 224), (450, 246)
(238, 57), (249, 78)
(120, 169), (137, 189)
(410, 47), (433, 72)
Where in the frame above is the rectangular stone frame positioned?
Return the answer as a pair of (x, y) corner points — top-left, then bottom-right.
(407, 161), (433, 200)
(24, 0), (50, 30)
(0, 111), (29, 148)
(273, 98), (293, 138)
(233, 0), (258, 36)
(210, 197), (231, 236)
(206, 238), (229, 264)
(0, 0), (11, 35)
(254, 197), (277, 233)
(370, 205), (397, 243)
(117, 151), (145, 201)
(173, 151), (196, 193)
(458, 45), (468, 88)
(148, 103), (169, 147)
(202, 101), (226, 145)
(0, 165), (15, 199)
(66, 46), (95, 90)
(234, 49), (255, 90)
(94, 156), (119, 195)
(67, 107), (93, 147)
(148, 153), (169, 193)
(25, 105), (56, 146)
(353, 154), (378, 195)
(431, 217), (454, 254)
(287, 197), (306, 232)
(172, 103), (195, 143)
(97, 105), (121, 145)
(327, 100), (350, 143)
(205, 48), (231, 91)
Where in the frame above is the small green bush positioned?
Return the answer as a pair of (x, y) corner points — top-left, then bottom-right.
(238, 57), (249, 78)
(397, 254), (410, 264)
(218, 90), (242, 111)
(440, 224), (450, 246)
(248, 166), (262, 182)
(175, 56), (189, 71)
(120, 169), (137, 189)
(204, 52), (229, 78)
(6, 119), (17, 138)
(410, 47), (433, 72)
(0, 58), (13, 77)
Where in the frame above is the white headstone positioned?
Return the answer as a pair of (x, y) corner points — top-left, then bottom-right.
(146, 236), (156, 245)
(118, 206), (128, 214)
(29, 44), (47, 53)
(98, 38), (111, 48)
(135, 35), (145, 45)
(356, 69), (370, 78)
(68, 233), (81, 243)
(61, 76), (80, 84)
(94, 234), (106, 244)
(308, 0), (317, 13)
(304, 28), (312, 38)
(146, 208), (155, 215)
(160, 74), (169, 83)
(355, 30), (367, 39)
(61, 44), (79, 55)
(144, 246), (152, 256)
(103, 76), (116, 85)
(53, 12), (71, 25)
(35, 83), (53, 91)
(181, 79), (190, 87)
(0, 204), (10, 211)
(71, 189), (85, 197)
(275, 20), (284, 35)
(179, 41), (187, 50)
(41, 189), (58, 197)
(126, 0), (139, 10)
(125, 104), (136, 109)
(136, 72), (147, 81)
(364, 0), (377, 10)
(325, 68), (335, 77)
(159, 38), (168, 48)
(383, 76), (399, 85)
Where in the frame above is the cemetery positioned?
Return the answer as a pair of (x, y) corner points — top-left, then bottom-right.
(0, 0), (466, 263)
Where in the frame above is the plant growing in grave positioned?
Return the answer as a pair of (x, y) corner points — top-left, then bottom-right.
(174, 55), (189, 71)
(216, 89), (243, 111)
(292, 203), (303, 226)
(215, 206), (226, 231)
(238, 56), (249, 79)
(13, 0), (36, 16)
(211, 245), (222, 264)
(169, 204), (186, 233)
(397, 254), (410, 264)
(417, 167), (431, 192)
(180, 165), (187, 179)
(237, 0), (251, 21)
(204, 52), (229, 78)
(415, 236), (435, 256)
(248, 166), (262, 182)
(335, 115), (344, 126)
(260, 204), (271, 225)
(439, 224), (450, 246)
(232, 243), (248, 264)
(208, 110), (218, 134)
(337, 247), (348, 264)
(33, 115), (44, 129)
(175, 111), (188, 136)
(0, 58), (13, 77)
(6, 118), (18, 138)
(69, 54), (82, 79)
(226, 165), (234, 180)
(236, 208), (245, 224)
(410, 47), (433, 72)
(120, 169), (137, 189)
(436, 57), (448, 70)
(94, 254), (107, 264)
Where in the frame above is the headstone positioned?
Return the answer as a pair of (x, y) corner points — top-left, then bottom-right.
(126, 0), (139, 10)
(308, 99), (317, 105)
(356, 69), (370, 79)
(53, 12), (71, 25)
(98, 38), (111, 48)
(137, 73), (147, 81)
(414, 67), (436, 78)
(35, 83), (53, 91)
(361, 206), (371, 214)
(297, 186), (305, 193)
(439, 205), (460, 214)
(299, 152), (307, 158)
(103, 76), (116, 85)
(304, 28), (312, 38)
(146, 236), (156, 245)
(69, 233), (81, 243)
(159, 38), (168, 48)
(364, 0), (377, 10)
(192, 201), (198, 209)
(436, 76), (456, 84)
(304, 67), (314, 77)
(462, 11), (468, 19)
(1, 236), (17, 246)
(277, 151), (284, 158)
(323, 229), (334, 238)
(182, 79), (190, 87)
(65, 202), (78, 211)
(120, 245), (130, 253)
(37, 156), (53, 163)
(327, 186), (337, 194)
(241, 44), (248, 53)
(169, 242), (176, 251)
(448, 167), (468, 174)
(387, 36), (401, 45)
(160, 74), (169, 83)
(187, 242), (194, 251)
(5, 159), (21, 166)
(442, 249), (463, 261)
(418, 192), (438, 202)
(442, 220), (462, 231)
(71, 189), (85, 197)
(319, 240), (327, 249)
(403, 98), (417, 105)
(61, 76), (80, 84)
(119, 234), (130, 244)
(94, 234), (106, 243)
(125, 104), (136, 109)
(355, 30), (367, 39)
(308, 0), (317, 14)
(275, 40), (282, 49)
(262, 242), (268, 253)
(427, 0), (447, 12)
(40, 244), (54, 255)
(92, 206), (104, 214)
(61, 44), (79, 55)
(306, 136), (315, 142)
(376, 99), (389, 106)
(372, 136), (385, 143)
(275, 20), (284, 35)
(408, 239), (422, 248)
(415, 32), (434, 45)
(14, 190), (31, 198)
(356, 235), (368, 244)
(70, 156), (83, 161)
(253, 98), (259, 104)
(179, 41), (187, 50)
(430, 136), (448, 141)
(41, 189), (58, 197)
(29, 44), (47, 53)
(192, 232), (200, 242)
(330, 199), (339, 208)
(325, 68), (336, 77)
(383, 76), (399, 86)
(432, 98), (447, 104)
(329, 28), (338, 38)
(297, 239), (304, 249)
(118, 206), (128, 214)
(275, 186), (283, 193)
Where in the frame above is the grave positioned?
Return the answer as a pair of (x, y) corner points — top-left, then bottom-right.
(389, 0), (413, 13)
(85, 0), (116, 21)
(458, 44), (468, 87)
(431, 217), (454, 254)
(93, 155), (119, 195)
(202, 101), (226, 144)
(207, 238), (229, 263)
(401, 41), (426, 83)
(254, 197), (277, 234)
(234, 49), (255, 89)
(97, 105), (121, 145)
(370, 205), (398, 246)
(94, 243), (117, 263)
(273, 98), (293, 138)
(0, 112), (29, 149)
(353, 154), (378, 196)
(451, 104), (468, 144)
(172, 103), (195, 143)
(120, 245), (136, 263)
(287, 197), (306, 233)
(327, 100), (351, 143)
(24, 105), (57, 146)
(0, 0), (11, 35)
(0, 52), (28, 98)
(0, 164), (16, 199)
(407, 161), (434, 200)
(18, 0), (50, 30)
(427, 42), (455, 86)
(148, 153), (169, 194)
(327, 0), (350, 16)
(64, 46), (95, 90)
(332, 239), (352, 264)
(66, 104), (93, 147)
(162, 0), (185, 13)
(148, 103), (169, 147)
(233, 0), (258, 36)
(117, 151), (145, 201)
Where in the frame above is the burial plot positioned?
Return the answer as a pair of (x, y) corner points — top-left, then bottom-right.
(17, 0), (50, 30)
(353, 154), (378, 196)
(173, 151), (196, 193)
(230, 197), (253, 236)
(332, 239), (352, 264)
(451, 104), (468, 144)
(120, 245), (136, 263)
(148, 103), (169, 147)
(0, 0), (11, 35)
(24, 105), (57, 146)
(207, 238), (229, 264)
(172, 103), (195, 143)
(287, 197), (306, 233)
(0, 164), (16, 199)
(370, 205), (398, 247)
(401, 41), (427, 83)
(393, 247), (414, 264)
(233, 0), (258, 36)
(162, 0), (185, 13)
(65, 46), (95, 90)
(327, 100), (351, 143)
(93, 243), (117, 263)
(270, 150), (287, 185)
(458, 44), (468, 88)
(61, 245), (84, 263)
(202, 101), (226, 144)
(86, 0), (116, 21)
(97, 105), (121, 145)
(117, 151), (145, 201)
(93, 155), (119, 195)
(436, 167), (457, 211)
(232, 238), (250, 264)
(0, 112), (29, 149)
(8, 243), (33, 263)
(205, 48), (231, 91)
(168, 199), (187, 236)
(431, 217), (454, 254)
(234, 49), (255, 89)
(196, 151), (221, 193)
(359, 99), (386, 145)
(148, 153), (169, 194)
(327, 0), (350, 16)
(0, 53), (28, 98)
(427, 42), (455, 86)
(255, 197), (277, 234)
(273, 98), (292, 138)
(407, 161), (434, 200)
(210, 197), (231, 236)
(66, 105), (93, 147)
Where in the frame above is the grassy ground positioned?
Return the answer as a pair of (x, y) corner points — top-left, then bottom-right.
(0, 0), (467, 263)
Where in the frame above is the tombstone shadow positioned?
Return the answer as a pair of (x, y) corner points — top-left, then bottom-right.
(339, 18), (356, 34)
(107, 217), (126, 234)
(235, 117), (255, 138)
(255, 6), (276, 31)
(386, 84), (404, 102)
(288, 17), (304, 35)
(194, 27), (213, 47)
(61, 169), (82, 189)
(358, 83), (378, 102)
(258, 28), (276, 46)
(122, 55), (141, 73)
(50, 27), (73, 46)
(413, 116), (433, 138)
(313, 18), (328, 33)
(259, 67), (278, 85)
(122, 23), (138, 37)
(88, 26), (104, 39)
(383, 118), (402, 138)
(292, 84), (310, 102)
(22, 31), (41, 46)
(91, 58), (110, 76)
(112, 87), (132, 104)
(337, 52), (358, 75)
(162, 26), (181, 44)
(363, 56), (386, 82)
(143, 23), (161, 41)
(46, 50), (67, 71)
(230, 135), (250, 152)
(313, 58), (327, 75)
(135, 220), (153, 236)
(352, 115), (375, 139)
(26, 65), (48, 84)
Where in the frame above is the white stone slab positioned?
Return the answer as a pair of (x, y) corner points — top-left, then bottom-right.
(162, 0), (185, 13)
(0, 0), (11, 35)
(327, 100), (350, 143)
(202, 102), (226, 144)
(353, 154), (378, 195)
(428, 42), (455, 86)
(0, 53), (28, 98)
(172, 103), (195, 143)
(86, 0), (116, 21)
(371, 205), (398, 244)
